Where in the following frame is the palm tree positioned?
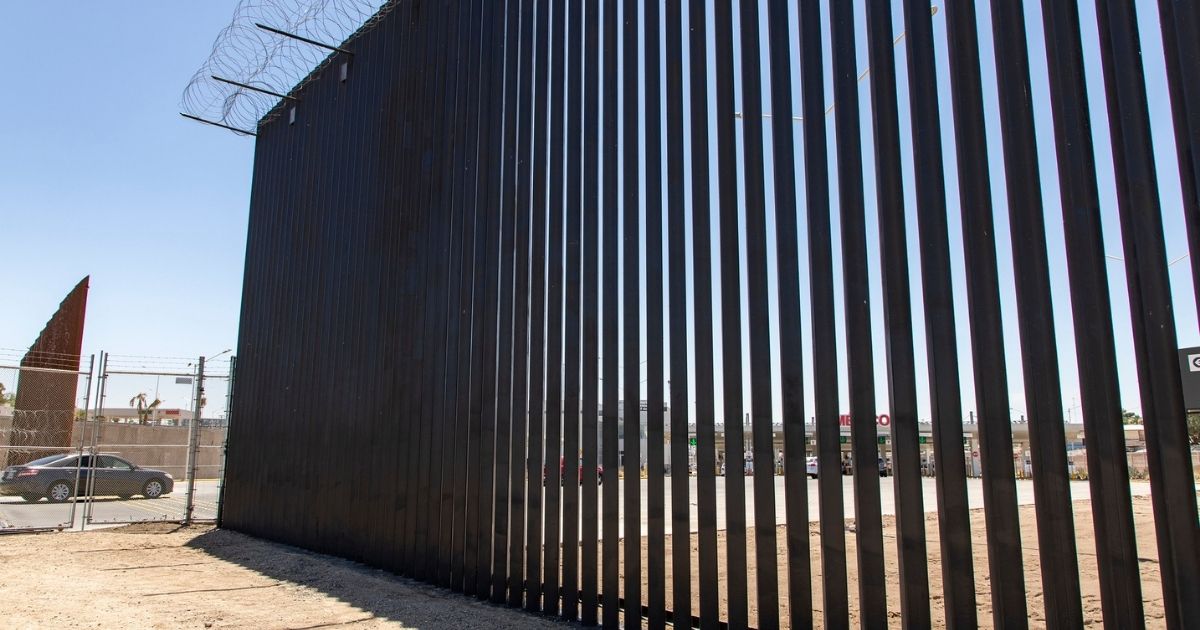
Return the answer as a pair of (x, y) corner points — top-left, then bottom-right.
(129, 392), (162, 425)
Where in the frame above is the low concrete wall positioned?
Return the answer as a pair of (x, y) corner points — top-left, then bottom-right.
(1068, 448), (1200, 479)
(1125, 448), (1200, 479)
(74, 421), (227, 480)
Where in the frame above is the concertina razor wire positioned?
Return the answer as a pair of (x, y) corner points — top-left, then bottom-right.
(181, 0), (396, 134)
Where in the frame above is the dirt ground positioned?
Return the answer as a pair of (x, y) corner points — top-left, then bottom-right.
(0, 523), (566, 630)
(0, 495), (1172, 629)
(614, 494), (1168, 627)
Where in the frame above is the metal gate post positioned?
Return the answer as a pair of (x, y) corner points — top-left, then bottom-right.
(184, 356), (205, 525)
(67, 354), (96, 530)
(216, 356), (234, 527)
(83, 352), (109, 528)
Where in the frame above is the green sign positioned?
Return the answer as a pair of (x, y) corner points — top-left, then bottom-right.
(839, 436), (848, 444)
(688, 437), (697, 446)
(919, 436), (928, 444)
(877, 436), (886, 445)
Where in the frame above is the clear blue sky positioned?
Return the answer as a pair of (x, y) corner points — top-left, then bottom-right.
(0, 2), (251, 366)
(1, 1), (1195, 426)
(631, 0), (1197, 426)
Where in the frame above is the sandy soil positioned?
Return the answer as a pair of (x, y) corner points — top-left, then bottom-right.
(0, 496), (1172, 628)
(0, 523), (566, 630)
(606, 494), (1169, 628)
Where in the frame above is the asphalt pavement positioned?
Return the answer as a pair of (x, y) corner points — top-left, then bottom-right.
(0, 479), (222, 531)
(2, 476), (1160, 539)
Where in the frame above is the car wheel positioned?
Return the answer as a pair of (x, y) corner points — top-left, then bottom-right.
(142, 479), (166, 499)
(46, 480), (74, 503)
(21, 494), (40, 502)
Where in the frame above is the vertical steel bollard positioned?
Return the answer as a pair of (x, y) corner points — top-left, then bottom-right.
(184, 356), (205, 525)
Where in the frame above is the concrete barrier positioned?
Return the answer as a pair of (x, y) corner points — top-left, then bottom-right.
(0, 420), (226, 480)
(73, 420), (227, 480)
(1067, 448), (1200, 480)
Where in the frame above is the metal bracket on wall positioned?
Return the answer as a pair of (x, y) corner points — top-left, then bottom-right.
(211, 76), (299, 102)
(255, 23), (356, 56)
(179, 113), (257, 136)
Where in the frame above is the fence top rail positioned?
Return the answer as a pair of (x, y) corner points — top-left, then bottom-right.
(0, 364), (91, 376)
(103, 370), (197, 378)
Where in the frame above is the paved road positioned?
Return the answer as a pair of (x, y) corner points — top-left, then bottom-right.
(2, 476), (1161, 538)
(0, 480), (222, 531)
(554, 476), (1157, 539)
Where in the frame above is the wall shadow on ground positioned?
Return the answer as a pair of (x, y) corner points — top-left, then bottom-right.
(184, 527), (568, 629)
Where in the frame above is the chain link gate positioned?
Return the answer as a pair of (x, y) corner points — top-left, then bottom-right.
(191, 355), (235, 524)
(76, 352), (232, 528)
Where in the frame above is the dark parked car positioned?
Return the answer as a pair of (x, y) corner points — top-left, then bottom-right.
(0, 454), (174, 503)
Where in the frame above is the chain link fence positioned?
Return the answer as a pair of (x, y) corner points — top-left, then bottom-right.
(0, 351), (233, 532)
(0, 353), (95, 531)
(78, 353), (231, 527)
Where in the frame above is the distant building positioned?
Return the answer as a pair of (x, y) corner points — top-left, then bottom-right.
(99, 407), (196, 426)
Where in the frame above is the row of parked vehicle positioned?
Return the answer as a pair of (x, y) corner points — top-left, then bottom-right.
(0, 453), (174, 503)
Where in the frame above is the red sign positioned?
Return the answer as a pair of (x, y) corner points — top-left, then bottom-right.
(838, 414), (891, 427)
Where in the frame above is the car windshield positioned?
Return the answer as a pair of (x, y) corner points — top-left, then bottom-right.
(22, 454), (67, 467)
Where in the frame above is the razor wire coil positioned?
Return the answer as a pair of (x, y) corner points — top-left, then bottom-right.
(182, 0), (395, 134)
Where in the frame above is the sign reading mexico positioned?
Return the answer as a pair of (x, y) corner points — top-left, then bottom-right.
(838, 414), (891, 427)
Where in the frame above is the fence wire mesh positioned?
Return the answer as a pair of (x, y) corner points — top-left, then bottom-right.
(0, 351), (234, 532)
(77, 353), (224, 526)
(0, 355), (93, 531)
